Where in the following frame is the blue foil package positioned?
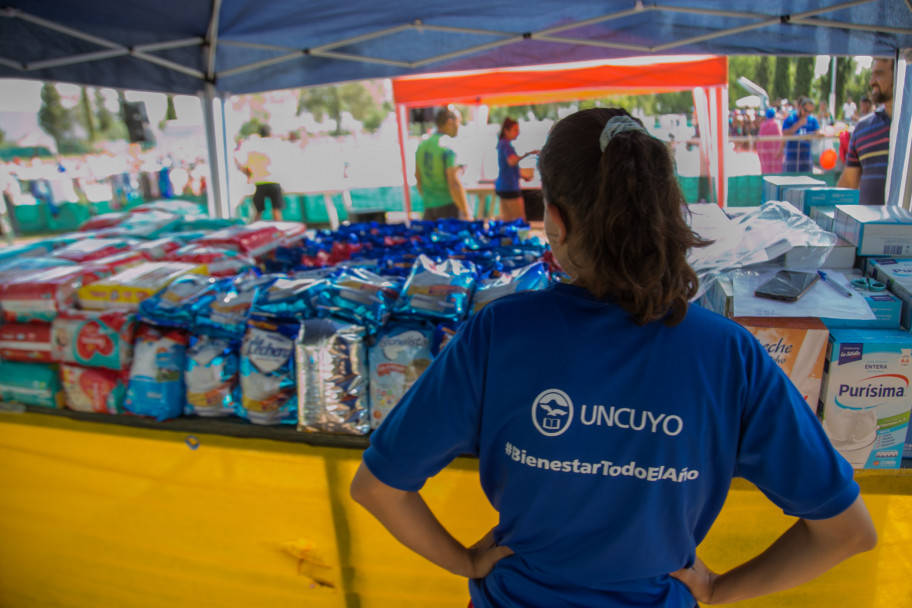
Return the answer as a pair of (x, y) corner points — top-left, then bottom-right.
(295, 318), (370, 435)
(470, 261), (551, 314)
(137, 274), (218, 329)
(395, 254), (477, 322)
(252, 269), (335, 321)
(124, 324), (188, 421)
(314, 267), (402, 332)
(195, 273), (274, 340)
(239, 318), (299, 425)
(184, 335), (240, 417)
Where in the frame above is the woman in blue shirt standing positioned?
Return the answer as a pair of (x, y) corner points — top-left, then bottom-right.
(494, 118), (538, 222)
(352, 107), (876, 608)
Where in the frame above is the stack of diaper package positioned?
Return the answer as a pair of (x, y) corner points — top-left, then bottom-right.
(1, 214), (557, 438)
(694, 200), (912, 469)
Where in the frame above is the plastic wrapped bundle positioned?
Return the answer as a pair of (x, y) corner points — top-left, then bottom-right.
(313, 268), (402, 333)
(52, 309), (137, 370)
(196, 273), (275, 340)
(470, 261), (552, 314)
(368, 321), (434, 429)
(123, 324), (188, 421)
(252, 270), (333, 321)
(296, 318), (369, 435)
(137, 274), (218, 329)
(60, 364), (129, 414)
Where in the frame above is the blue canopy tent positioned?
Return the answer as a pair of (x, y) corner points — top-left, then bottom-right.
(2, 0), (911, 212)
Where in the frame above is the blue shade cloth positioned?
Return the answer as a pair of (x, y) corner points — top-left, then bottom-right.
(1, 2), (911, 96)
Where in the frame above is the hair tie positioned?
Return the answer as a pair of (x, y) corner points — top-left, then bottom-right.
(599, 116), (648, 152)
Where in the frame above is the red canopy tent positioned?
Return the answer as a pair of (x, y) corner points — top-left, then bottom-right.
(391, 55), (730, 213)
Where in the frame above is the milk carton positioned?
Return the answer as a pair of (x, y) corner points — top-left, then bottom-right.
(735, 317), (828, 409)
(818, 328), (912, 469)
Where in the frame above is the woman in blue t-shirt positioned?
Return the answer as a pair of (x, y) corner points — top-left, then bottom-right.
(352, 108), (876, 608)
(494, 118), (538, 222)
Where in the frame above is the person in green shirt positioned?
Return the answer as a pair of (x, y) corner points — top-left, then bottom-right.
(415, 107), (472, 220)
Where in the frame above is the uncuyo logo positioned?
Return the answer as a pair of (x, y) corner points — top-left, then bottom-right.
(531, 389), (573, 437)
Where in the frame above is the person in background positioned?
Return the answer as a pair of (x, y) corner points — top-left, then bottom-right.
(494, 118), (539, 222)
(842, 95), (858, 123)
(415, 106), (472, 221)
(235, 124), (285, 222)
(351, 107), (876, 608)
(858, 96), (873, 118)
(838, 58), (895, 205)
(757, 107), (783, 174)
(817, 100), (835, 127)
(782, 96), (820, 172)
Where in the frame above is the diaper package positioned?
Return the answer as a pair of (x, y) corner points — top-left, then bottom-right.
(185, 335), (239, 417)
(52, 309), (137, 370)
(395, 254), (477, 322)
(193, 221), (298, 259)
(0, 361), (64, 408)
(368, 321), (434, 429)
(0, 323), (55, 363)
(818, 328), (912, 469)
(60, 363), (128, 414)
(239, 318), (299, 425)
(124, 324), (188, 421)
(167, 245), (257, 277)
(52, 238), (134, 263)
(296, 318), (370, 435)
(0, 266), (109, 323)
(77, 261), (203, 312)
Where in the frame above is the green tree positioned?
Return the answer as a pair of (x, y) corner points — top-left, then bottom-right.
(165, 95), (178, 121)
(78, 87), (96, 143)
(757, 56), (773, 95)
(772, 57), (792, 102)
(38, 83), (73, 151)
(297, 82), (386, 136)
(95, 90), (114, 133)
(793, 56), (815, 101)
(0, 127), (5, 146)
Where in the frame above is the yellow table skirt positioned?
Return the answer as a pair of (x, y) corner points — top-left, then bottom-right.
(1, 412), (910, 608)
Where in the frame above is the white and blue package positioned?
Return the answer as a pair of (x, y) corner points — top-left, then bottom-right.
(184, 334), (239, 417)
(314, 267), (402, 332)
(368, 321), (434, 429)
(252, 270), (334, 321)
(124, 324), (188, 421)
(470, 261), (551, 314)
(239, 318), (299, 425)
(296, 318), (370, 435)
(137, 274), (217, 328)
(395, 254), (477, 322)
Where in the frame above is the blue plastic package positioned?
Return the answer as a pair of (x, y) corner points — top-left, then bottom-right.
(314, 267), (402, 332)
(395, 254), (477, 322)
(252, 269), (335, 321)
(193, 273), (274, 340)
(184, 334), (240, 417)
(470, 261), (552, 314)
(124, 324), (188, 421)
(137, 274), (218, 329)
(238, 317), (300, 425)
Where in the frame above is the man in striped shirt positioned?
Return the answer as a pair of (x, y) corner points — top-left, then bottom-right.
(838, 58), (894, 205)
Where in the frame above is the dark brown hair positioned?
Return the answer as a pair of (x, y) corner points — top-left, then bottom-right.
(499, 117), (518, 141)
(538, 108), (710, 325)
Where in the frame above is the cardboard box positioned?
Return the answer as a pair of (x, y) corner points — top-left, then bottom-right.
(810, 205), (836, 233)
(762, 175), (826, 203)
(818, 328), (912, 469)
(788, 187), (860, 215)
(780, 237), (856, 270)
(834, 205), (912, 257)
(736, 316), (828, 409)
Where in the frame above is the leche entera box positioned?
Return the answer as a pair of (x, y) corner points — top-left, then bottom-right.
(818, 328), (912, 469)
(735, 317), (828, 409)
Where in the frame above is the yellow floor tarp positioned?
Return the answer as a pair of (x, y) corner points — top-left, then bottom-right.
(1, 412), (910, 607)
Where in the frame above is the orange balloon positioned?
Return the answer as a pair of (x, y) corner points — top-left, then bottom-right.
(820, 148), (837, 171)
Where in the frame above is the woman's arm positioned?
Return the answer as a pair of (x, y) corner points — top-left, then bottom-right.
(671, 494), (876, 604)
(350, 462), (512, 578)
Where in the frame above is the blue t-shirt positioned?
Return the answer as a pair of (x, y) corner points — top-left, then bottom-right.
(782, 112), (820, 172)
(494, 138), (520, 193)
(364, 283), (858, 608)
(846, 110), (891, 205)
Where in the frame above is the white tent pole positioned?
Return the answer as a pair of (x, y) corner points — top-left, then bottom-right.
(201, 83), (231, 219)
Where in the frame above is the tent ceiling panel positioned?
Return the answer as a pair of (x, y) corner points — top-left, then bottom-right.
(1, 1), (911, 95)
